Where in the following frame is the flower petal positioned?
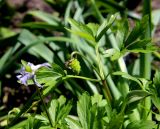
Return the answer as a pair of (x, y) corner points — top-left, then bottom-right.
(19, 73), (33, 86)
(32, 75), (43, 88)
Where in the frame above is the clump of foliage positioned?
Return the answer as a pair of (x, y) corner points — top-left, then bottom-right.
(0, 0), (160, 129)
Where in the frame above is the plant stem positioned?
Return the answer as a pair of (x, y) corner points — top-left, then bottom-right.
(95, 44), (113, 104)
(63, 75), (100, 82)
(140, 0), (152, 120)
(35, 86), (53, 127)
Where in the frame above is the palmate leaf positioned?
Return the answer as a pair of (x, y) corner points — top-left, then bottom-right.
(48, 96), (72, 127)
(76, 93), (107, 129)
(124, 16), (149, 47)
(125, 39), (156, 53)
(36, 96), (72, 128)
(26, 63), (64, 97)
(118, 16), (157, 53)
(77, 92), (91, 129)
(35, 67), (62, 88)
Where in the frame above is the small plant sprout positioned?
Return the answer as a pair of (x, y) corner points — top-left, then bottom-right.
(17, 60), (51, 88)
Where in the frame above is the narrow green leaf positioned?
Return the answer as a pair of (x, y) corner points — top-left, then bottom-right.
(18, 29), (54, 63)
(66, 28), (95, 42)
(28, 10), (60, 25)
(127, 90), (151, 104)
(96, 14), (117, 42)
(112, 71), (142, 87)
(68, 18), (93, 36)
(0, 48), (12, 70)
(21, 22), (63, 30)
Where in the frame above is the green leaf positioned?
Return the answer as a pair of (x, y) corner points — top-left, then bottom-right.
(35, 114), (48, 123)
(127, 90), (151, 104)
(68, 18), (93, 36)
(48, 96), (72, 127)
(153, 71), (160, 87)
(96, 14), (117, 42)
(116, 20), (129, 49)
(77, 93), (107, 129)
(0, 48), (12, 70)
(21, 22), (63, 30)
(35, 67), (62, 87)
(52, 63), (65, 76)
(124, 90), (151, 115)
(126, 120), (156, 129)
(39, 126), (54, 129)
(9, 119), (29, 129)
(28, 10), (60, 25)
(125, 39), (156, 53)
(86, 23), (99, 37)
(103, 48), (121, 60)
(91, 94), (107, 107)
(106, 112), (124, 129)
(18, 29), (54, 63)
(77, 92), (91, 129)
(150, 71), (160, 112)
(67, 18), (95, 42)
(65, 117), (82, 129)
(0, 27), (16, 39)
(112, 71), (142, 87)
(124, 16), (148, 47)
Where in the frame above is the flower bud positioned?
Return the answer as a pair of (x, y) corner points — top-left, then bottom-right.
(65, 58), (81, 75)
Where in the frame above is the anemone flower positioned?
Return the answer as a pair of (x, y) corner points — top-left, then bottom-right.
(17, 62), (51, 88)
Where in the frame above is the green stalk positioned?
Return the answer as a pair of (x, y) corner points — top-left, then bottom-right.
(35, 86), (54, 127)
(140, 0), (152, 120)
(91, 0), (140, 121)
(95, 44), (113, 105)
(63, 75), (100, 82)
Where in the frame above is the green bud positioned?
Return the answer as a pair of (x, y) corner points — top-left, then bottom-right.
(66, 58), (81, 75)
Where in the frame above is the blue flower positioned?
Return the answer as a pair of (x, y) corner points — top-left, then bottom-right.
(17, 62), (51, 88)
